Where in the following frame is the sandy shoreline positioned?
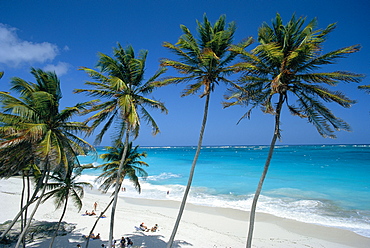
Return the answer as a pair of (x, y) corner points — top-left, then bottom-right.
(0, 177), (369, 247)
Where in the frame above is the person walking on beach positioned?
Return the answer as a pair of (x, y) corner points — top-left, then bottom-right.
(94, 201), (98, 211)
(126, 237), (133, 247)
(120, 236), (126, 247)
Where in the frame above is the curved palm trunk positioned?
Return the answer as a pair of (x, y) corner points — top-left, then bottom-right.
(49, 194), (69, 248)
(108, 131), (130, 248)
(85, 198), (114, 248)
(246, 95), (284, 248)
(166, 93), (211, 248)
(15, 166), (51, 248)
(0, 171), (45, 241)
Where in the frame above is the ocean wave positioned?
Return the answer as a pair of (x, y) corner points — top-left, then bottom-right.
(147, 172), (181, 181)
(76, 174), (370, 238)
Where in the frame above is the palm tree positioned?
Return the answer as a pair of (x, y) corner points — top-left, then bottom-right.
(42, 164), (92, 248)
(0, 68), (94, 247)
(75, 44), (167, 248)
(225, 13), (363, 248)
(84, 142), (148, 248)
(96, 142), (148, 193)
(157, 14), (252, 247)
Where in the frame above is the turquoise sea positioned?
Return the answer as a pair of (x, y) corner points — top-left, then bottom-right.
(78, 144), (370, 238)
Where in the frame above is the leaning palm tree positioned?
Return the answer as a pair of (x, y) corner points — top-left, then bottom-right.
(0, 68), (94, 247)
(42, 165), (92, 248)
(75, 44), (167, 248)
(225, 13), (363, 248)
(157, 14), (252, 247)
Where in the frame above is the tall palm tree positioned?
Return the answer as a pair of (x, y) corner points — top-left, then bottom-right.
(75, 44), (167, 248)
(157, 14), (252, 247)
(0, 68), (94, 247)
(42, 164), (92, 248)
(225, 13), (363, 248)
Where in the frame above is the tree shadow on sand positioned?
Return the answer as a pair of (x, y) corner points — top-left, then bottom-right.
(4, 222), (193, 248)
(25, 229), (97, 248)
(119, 231), (192, 248)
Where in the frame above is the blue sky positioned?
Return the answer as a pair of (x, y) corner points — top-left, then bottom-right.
(1, 0), (369, 146)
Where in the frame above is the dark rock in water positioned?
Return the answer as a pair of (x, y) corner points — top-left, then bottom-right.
(0, 220), (76, 245)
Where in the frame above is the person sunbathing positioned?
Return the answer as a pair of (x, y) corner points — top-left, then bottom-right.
(93, 233), (101, 239)
(83, 233), (96, 239)
(150, 224), (158, 232)
(140, 222), (147, 231)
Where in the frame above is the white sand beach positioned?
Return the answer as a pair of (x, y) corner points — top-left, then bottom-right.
(0, 177), (369, 248)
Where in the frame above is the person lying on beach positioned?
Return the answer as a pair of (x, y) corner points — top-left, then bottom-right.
(90, 210), (96, 216)
(93, 233), (101, 239)
(150, 224), (158, 232)
(139, 222), (147, 231)
(83, 233), (96, 239)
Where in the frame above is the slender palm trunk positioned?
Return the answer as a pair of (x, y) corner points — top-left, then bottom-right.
(246, 95), (284, 248)
(49, 194), (69, 248)
(20, 174), (26, 248)
(85, 198), (114, 248)
(23, 174), (31, 248)
(108, 131), (130, 248)
(0, 172), (44, 241)
(15, 166), (51, 248)
(26, 173), (31, 229)
(166, 93), (211, 248)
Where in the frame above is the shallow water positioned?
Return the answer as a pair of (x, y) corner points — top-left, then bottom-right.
(78, 144), (370, 237)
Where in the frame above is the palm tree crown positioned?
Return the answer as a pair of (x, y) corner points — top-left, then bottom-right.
(75, 44), (167, 145)
(159, 14), (252, 97)
(96, 142), (148, 194)
(0, 68), (94, 176)
(226, 13), (363, 138)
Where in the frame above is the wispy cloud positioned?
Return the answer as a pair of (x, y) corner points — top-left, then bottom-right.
(0, 23), (58, 66)
(43, 62), (70, 76)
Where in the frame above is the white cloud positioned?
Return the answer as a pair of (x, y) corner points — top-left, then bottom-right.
(0, 23), (59, 66)
(43, 62), (70, 76)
